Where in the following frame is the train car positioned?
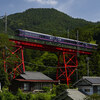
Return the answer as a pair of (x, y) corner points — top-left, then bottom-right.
(15, 29), (98, 50)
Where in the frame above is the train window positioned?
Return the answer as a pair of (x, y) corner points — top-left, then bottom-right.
(83, 43), (86, 46)
(74, 41), (77, 44)
(45, 36), (50, 39)
(25, 32), (28, 35)
(70, 41), (76, 44)
(50, 36), (54, 40)
(61, 39), (64, 42)
(20, 31), (23, 34)
(64, 39), (69, 43)
(39, 35), (46, 38)
(87, 44), (92, 47)
(79, 42), (83, 45)
(31, 33), (37, 37)
(57, 38), (61, 42)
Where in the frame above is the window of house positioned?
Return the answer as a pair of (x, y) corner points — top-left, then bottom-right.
(98, 86), (100, 94)
(84, 89), (90, 92)
(34, 83), (42, 90)
(24, 83), (29, 91)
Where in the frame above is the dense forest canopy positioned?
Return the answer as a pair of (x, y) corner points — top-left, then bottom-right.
(0, 8), (100, 84)
(0, 8), (96, 39)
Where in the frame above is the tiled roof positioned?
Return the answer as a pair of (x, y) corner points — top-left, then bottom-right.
(66, 89), (86, 100)
(54, 89), (86, 100)
(73, 76), (100, 86)
(20, 71), (53, 80)
(83, 76), (100, 84)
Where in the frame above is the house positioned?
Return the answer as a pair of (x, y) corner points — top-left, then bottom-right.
(54, 89), (86, 100)
(9, 71), (58, 93)
(73, 76), (100, 95)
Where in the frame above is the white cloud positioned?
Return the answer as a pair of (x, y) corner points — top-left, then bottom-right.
(26, 0), (58, 5)
(57, 0), (75, 13)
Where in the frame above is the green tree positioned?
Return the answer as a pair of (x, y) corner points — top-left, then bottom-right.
(56, 84), (67, 96)
(0, 33), (12, 87)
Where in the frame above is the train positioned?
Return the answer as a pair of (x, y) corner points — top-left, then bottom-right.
(15, 29), (98, 49)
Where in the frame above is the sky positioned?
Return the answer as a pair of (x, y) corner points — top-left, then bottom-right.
(0, 0), (100, 22)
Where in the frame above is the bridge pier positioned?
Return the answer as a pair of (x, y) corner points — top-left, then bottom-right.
(3, 45), (25, 79)
(56, 52), (78, 85)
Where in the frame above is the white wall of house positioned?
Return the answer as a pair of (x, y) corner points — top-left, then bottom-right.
(78, 86), (93, 95)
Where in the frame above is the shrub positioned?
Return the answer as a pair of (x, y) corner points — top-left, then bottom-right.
(35, 93), (47, 100)
(85, 93), (100, 100)
(51, 84), (56, 94)
(26, 93), (34, 100)
(42, 87), (50, 92)
(0, 88), (15, 100)
(16, 88), (27, 100)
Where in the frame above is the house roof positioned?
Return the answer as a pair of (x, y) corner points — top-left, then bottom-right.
(20, 71), (53, 80)
(74, 76), (100, 86)
(66, 89), (86, 100)
(54, 89), (86, 100)
(15, 71), (58, 82)
(83, 76), (100, 85)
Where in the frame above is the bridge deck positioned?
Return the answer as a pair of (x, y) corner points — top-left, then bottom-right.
(9, 35), (92, 54)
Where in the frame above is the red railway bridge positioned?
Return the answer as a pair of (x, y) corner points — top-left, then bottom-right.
(3, 34), (93, 86)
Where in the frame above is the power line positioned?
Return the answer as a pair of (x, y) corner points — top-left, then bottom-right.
(24, 60), (98, 68)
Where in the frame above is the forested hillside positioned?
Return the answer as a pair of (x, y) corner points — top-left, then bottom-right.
(0, 8), (94, 37)
(0, 8), (100, 83)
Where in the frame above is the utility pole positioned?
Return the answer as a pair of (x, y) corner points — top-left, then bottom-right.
(67, 29), (69, 38)
(77, 30), (79, 57)
(86, 57), (89, 76)
(76, 68), (78, 81)
(76, 30), (79, 81)
(5, 12), (7, 34)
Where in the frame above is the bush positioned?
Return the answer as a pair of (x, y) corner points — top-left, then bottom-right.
(85, 93), (100, 100)
(51, 84), (56, 94)
(26, 93), (34, 100)
(42, 87), (50, 92)
(34, 93), (47, 100)
(0, 92), (4, 100)
(0, 88), (15, 100)
(16, 88), (27, 100)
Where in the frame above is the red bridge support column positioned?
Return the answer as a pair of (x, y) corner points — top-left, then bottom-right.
(4, 45), (25, 79)
(56, 52), (78, 85)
